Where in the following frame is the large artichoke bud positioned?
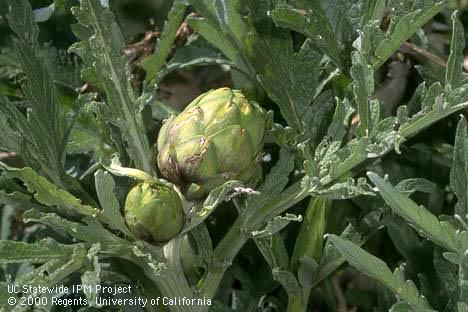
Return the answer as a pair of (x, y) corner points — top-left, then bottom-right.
(157, 87), (266, 199)
(124, 182), (184, 242)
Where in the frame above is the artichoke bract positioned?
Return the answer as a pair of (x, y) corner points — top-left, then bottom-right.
(124, 182), (184, 242)
(157, 87), (266, 199)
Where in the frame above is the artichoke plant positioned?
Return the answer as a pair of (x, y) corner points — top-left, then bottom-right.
(124, 182), (184, 242)
(157, 87), (266, 199)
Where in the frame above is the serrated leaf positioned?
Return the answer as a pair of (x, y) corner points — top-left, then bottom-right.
(81, 243), (101, 306)
(445, 11), (465, 93)
(184, 180), (246, 232)
(0, 163), (98, 218)
(0, 239), (82, 264)
(142, 0), (188, 82)
(328, 234), (433, 310)
(243, 149), (295, 213)
(324, 82), (468, 183)
(450, 116), (468, 221)
(316, 177), (375, 199)
(270, 3), (342, 68)
(320, 98), (354, 157)
(368, 172), (459, 252)
(256, 39), (323, 138)
(351, 51), (375, 137)
(316, 223), (363, 286)
(23, 209), (127, 245)
(94, 170), (133, 237)
(6, 0), (72, 181)
(252, 213), (302, 239)
(8, 246), (89, 309)
(372, 1), (445, 69)
(70, 0), (153, 174)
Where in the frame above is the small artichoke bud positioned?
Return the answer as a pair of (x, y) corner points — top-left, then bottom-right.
(157, 87), (266, 199)
(124, 182), (184, 242)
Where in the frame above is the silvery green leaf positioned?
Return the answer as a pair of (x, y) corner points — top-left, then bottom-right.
(6, 0), (76, 184)
(368, 172), (459, 253)
(270, 4), (342, 69)
(94, 170), (134, 237)
(252, 213), (302, 239)
(256, 39), (323, 138)
(351, 50), (374, 137)
(33, 4), (55, 22)
(372, 1), (445, 69)
(131, 245), (166, 276)
(316, 223), (362, 283)
(316, 177), (374, 199)
(0, 189), (42, 212)
(442, 252), (460, 265)
(445, 11), (465, 93)
(0, 239), (83, 264)
(450, 116), (468, 222)
(23, 209), (127, 246)
(0, 163), (99, 218)
(102, 156), (154, 182)
(396, 178), (436, 195)
(328, 235), (434, 310)
(81, 243), (101, 306)
(142, 0), (188, 82)
(184, 180), (245, 232)
(243, 149), (294, 213)
(8, 247), (89, 309)
(70, 0), (154, 174)
(315, 98), (354, 161)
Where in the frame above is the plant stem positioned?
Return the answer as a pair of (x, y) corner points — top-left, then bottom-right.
(287, 289), (311, 312)
(198, 217), (249, 300)
(198, 182), (309, 300)
(130, 239), (198, 312)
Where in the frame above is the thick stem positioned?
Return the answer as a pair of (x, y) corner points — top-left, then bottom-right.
(154, 270), (197, 312)
(132, 239), (198, 312)
(198, 217), (249, 300)
(287, 289), (311, 312)
(198, 182), (309, 300)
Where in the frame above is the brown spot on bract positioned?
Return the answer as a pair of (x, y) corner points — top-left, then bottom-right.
(186, 154), (201, 164)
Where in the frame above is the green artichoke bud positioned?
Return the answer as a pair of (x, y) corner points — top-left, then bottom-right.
(157, 87), (266, 199)
(124, 182), (184, 242)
